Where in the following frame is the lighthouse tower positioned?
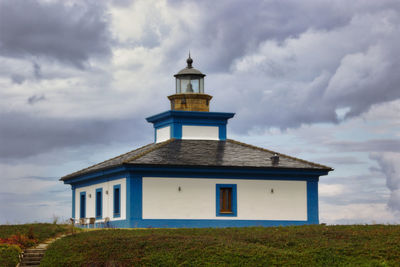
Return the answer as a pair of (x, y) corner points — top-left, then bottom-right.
(146, 55), (235, 143)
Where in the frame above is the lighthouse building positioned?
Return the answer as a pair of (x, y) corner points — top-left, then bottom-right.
(61, 56), (332, 228)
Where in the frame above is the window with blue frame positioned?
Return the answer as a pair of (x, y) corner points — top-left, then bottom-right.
(216, 184), (237, 217)
(80, 192), (86, 218)
(95, 188), (102, 219)
(113, 184), (121, 218)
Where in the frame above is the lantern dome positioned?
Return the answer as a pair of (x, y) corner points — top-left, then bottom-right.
(174, 54), (206, 94)
(168, 54), (212, 112)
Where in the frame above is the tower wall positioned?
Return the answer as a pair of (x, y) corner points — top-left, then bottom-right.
(168, 93), (212, 112)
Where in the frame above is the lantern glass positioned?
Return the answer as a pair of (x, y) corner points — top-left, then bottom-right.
(176, 76), (204, 93)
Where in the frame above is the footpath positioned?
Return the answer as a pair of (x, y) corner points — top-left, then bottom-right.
(17, 235), (66, 267)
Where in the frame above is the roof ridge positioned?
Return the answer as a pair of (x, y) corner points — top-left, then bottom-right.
(124, 138), (176, 163)
(227, 139), (333, 170)
(60, 143), (155, 180)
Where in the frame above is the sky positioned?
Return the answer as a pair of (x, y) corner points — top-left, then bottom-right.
(0, 0), (399, 225)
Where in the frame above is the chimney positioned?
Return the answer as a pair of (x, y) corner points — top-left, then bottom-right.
(271, 153), (279, 166)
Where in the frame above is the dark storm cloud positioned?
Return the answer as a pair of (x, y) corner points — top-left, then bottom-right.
(167, 0), (395, 72)
(0, 0), (111, 67)
(0, 112), (151, 160)
(162, 0), (400, 131)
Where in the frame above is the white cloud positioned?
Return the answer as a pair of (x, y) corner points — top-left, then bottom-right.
(319, 184), (346, 197)
(320, 203), (399, 224)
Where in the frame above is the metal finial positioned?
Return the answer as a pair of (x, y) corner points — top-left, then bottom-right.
(186, 51), (193, 68)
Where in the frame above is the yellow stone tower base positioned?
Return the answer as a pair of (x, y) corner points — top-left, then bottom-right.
(168, 93), (213, 112)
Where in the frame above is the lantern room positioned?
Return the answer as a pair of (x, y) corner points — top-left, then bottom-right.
(174, 55), (205, 94)
(168, 54), (212, 112)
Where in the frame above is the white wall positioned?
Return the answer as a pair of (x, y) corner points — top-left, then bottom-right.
(181, 125), (219, 140)
(75, 178), (126, 221)
(142, 177), (307, 221)
(156, 126), (171, 143)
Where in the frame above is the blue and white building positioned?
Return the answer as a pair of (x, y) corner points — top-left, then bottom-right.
(61, 56), (332, 228)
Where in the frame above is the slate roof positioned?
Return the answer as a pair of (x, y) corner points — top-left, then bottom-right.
(61, 139), (332, 181)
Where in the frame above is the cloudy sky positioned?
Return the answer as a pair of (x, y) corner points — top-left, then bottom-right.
(1, 0), (400, 224)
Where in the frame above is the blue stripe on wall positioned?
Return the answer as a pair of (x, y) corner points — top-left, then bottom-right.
(87, 219), (311, 229)
(307, 180), (319, 224)
(131, 176), (143, 222)
(72, 188), (75, 219)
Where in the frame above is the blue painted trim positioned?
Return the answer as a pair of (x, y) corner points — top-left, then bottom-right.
(79, 192), (86, 219)
(126, 174), (142, 228)
(113, 184), (121, 218)
(131, 176), (143, 221)
(216, 184), (237, 217)
(106, 219), (309, 228)
(63, 161), (329, 185)
(63, 169), (129, 186)
(72, 188), (75, 219)
(171, 123), (182, 139)
(95, 188), (102, 219)
(88, 218), (313, 229)
(126, 175), (132, 223)
(218, 125), (227, 140)
(146, 110), (235, 123)
(307, 180), (319, 224)
(127, 166), (327, 179)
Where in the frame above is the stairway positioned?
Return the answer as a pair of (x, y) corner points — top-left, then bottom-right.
(19, 248), (45, 267)
(18, 235), (65, 267)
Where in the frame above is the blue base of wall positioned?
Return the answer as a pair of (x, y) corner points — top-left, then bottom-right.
(81, 219), (317, 229)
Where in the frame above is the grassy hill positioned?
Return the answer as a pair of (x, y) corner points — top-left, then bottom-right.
(40, 225), (400, 266)
(0, 223), (73, 267)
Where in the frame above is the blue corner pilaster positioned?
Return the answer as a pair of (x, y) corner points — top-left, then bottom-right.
(218, 124), (227, 140)
(171, 123), (182, 139)
(71, 186), (75, 219)
(129, 174), (143, 227)
(307, 180), (319, 224)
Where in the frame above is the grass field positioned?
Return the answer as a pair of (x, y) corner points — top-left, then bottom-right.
(40, 225), (400, 266)
(0, 223), (75, 267)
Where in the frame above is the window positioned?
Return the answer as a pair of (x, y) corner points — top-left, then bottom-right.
(220, 187), (232, 212)
(95, 188), (102, 219)
(216, 184), (237, 217)
(113, 184), (121, 218)
(80, 192), (86, 218)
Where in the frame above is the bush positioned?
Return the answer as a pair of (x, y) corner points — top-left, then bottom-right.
(0, 243), (22, 267)
(0, 233), (37, 249)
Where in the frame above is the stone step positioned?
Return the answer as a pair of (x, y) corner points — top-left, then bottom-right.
(22, 256), (42, 261)
(20, 261), (41, 266)
(25, 249), (45, 253)
(24, 253), (44, 257)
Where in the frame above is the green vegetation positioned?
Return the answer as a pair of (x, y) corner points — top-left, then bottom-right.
(0, 223), (71, 244)
(0, 244), (22, 267)
(41, 225), (400, 266)
(0, 223), (77, 266)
